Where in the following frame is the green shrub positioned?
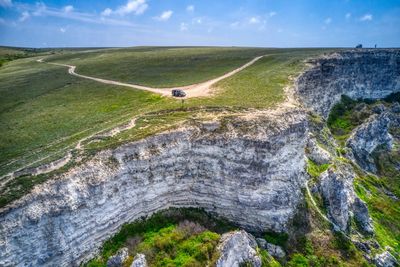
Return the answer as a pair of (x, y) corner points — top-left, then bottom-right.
(264, 231), (289, 247)
(287, 254), (309, 267)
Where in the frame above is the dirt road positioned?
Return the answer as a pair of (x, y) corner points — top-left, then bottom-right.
(37, 56), (264, 98)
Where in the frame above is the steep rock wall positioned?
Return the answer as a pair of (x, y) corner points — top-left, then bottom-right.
(296, 49), (400, 118)
(0, 109), (308, 267)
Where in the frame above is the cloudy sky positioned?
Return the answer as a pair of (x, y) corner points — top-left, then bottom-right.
(0, 0), (399, 48)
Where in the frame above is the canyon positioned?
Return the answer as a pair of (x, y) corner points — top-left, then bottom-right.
(0, 49), (399, 266)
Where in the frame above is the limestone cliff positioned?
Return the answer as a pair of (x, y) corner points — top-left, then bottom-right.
(296, 49), (400, 118)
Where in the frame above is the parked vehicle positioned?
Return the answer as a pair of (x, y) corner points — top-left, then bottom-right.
(171, 89), (186, 97)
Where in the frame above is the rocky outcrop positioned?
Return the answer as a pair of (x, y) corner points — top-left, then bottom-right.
(216, 230), (261, 267)
(0, 109), (308, 267)
(319, 164), (373, 234)
(346, 112), (393, 173)
(296, 49), (400, 118)
(306, 137), (332, 165)
(130, 254), (147, 267)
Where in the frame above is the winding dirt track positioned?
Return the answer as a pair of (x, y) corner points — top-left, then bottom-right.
(37, 56), (264, 98)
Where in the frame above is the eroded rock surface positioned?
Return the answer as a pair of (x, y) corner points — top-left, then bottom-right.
(216, 230), (261, 267)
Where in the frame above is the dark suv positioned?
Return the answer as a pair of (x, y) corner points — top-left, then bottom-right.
(171, 89), (186, 97)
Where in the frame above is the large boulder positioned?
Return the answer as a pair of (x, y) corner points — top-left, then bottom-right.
(306, 137), (332, 165)
(130, 253), (147, 267)
(352, 197), (374, 234)
(106, 247), (129, 267)
(256, 238), (286, 259)
(216, 230), (262, 267)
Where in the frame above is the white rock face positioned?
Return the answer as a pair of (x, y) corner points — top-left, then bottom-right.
(0, 109), (308, 267)
(216, 230), (261, 267)
(296, 49), (400, 118)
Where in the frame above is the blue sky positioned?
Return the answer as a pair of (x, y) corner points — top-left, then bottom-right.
(0, 0), (399, 48)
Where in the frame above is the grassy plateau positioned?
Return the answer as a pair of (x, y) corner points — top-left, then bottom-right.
(0, 47), (330, 183)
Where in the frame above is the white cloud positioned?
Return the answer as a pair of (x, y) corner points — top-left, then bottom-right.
(269, 11), (276, 17)
(0, 0), (12, 7)
(101, 8), (112, 16)
(63, 5), (73, 13)
(180, 22), (188, 31)
(230, 21), (239, 28)
(32, 2), (46, 16)
(324, 17), (332, 24)
(155, 10), (173, 21)
(193, 18), (202, 24)
(24, 3), (143, 27)
(360, 14), (372, 21)
(345, 13), (351, 19)
(103, 0), (148, 16)
(249, 16), (260, 24)
(19, 11), (30, 22)
(186, 5), (194, 12)
(116, 0), (147, 15)
(60, 27), (66, 33)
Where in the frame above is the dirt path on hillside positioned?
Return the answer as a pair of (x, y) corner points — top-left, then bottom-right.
(37, 56), (264, 98)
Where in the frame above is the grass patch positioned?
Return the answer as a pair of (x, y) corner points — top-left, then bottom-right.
(307, 159), (330, 180)
(47, 47), (270, 87)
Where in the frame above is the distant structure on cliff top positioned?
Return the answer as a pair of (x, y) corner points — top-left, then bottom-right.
(356, 44), (362, 48)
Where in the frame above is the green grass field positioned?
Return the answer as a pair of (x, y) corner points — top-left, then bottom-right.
(46, 47), (270, 87)
(0, 46), (332, 206)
